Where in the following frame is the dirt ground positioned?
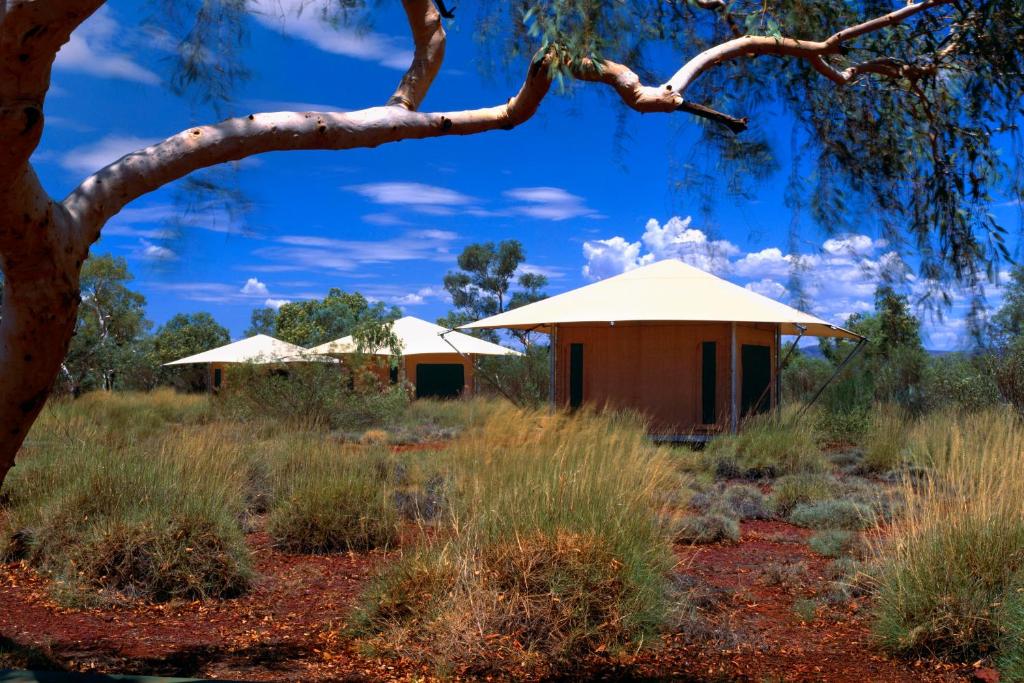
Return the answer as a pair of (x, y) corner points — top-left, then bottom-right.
(0, 517), (980, 682)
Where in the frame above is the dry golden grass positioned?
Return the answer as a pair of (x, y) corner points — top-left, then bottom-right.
(871, 407), (1024, 675)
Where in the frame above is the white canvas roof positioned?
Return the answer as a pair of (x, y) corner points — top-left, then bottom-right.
(461, 259), (861, 339)
(164, 334), (338, 365)
(309, 316), (521, 357)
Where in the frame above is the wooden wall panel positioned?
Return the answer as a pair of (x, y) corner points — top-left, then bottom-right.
(404, 353), (476, 397)
(553, 322), (777, 434)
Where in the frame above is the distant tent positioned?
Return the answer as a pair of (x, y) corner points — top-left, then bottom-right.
(462, 259), (863, 437)
(164, 334), (337, 390)
(310, 316), (520, 399)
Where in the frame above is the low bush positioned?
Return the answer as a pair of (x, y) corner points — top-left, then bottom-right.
(769, 473), (841, 517)
(267, 440), (400, 553)
(351, 406), (679, 674)
(3, 420), (252, 602)
(793, 598), (818, 623)
(218, 362), (408, 431)
(789, 499), (873, 530)
(704, 411), (826, 479)
(808, 530), (858, 558)
(709, 484), (771, 520)
(861, 405), (909, 473)
(672, 514), (740, 545)
(921, 353), (1000, 413)
(871, 409), (1024, 676)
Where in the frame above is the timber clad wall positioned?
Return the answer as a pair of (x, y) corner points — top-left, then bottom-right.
(350, 354), (476, 397)
(553, 322), (777, 434)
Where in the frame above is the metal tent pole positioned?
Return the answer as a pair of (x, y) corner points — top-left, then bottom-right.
(730, 322), (738, 434)
(775, 324), (782, 416)
(548, 325), (557, 410)
(795, 337), (868, 421)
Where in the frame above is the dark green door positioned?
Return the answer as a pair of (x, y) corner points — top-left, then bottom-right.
(415, 363), (465, 399)
(741, 344), (772, 416)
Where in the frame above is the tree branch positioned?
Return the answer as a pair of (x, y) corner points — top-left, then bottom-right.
(666, 0), (952, 94)
(387, 0), (446, 111)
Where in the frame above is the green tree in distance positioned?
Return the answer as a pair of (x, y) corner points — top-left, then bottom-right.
(62, 254), (151, 395)
(153, 312), (231, 391)
(248, 289), (401, 348)
(441, 240), (548, 344)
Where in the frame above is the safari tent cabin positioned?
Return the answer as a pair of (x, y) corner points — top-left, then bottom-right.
(163, 334), (337, 390)
(309, 316), (520, 399)
(461, 259), (861, 438)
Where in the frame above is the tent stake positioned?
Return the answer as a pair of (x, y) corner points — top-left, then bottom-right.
(795, 337), (867, 421)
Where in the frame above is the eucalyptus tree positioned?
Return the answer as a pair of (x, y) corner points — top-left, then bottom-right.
(0, 0), (1021, 486)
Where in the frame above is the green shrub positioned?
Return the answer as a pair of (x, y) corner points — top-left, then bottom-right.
(861, 405), (909, 473)
(872, 409), (1024, 675)
(673, 514), (740, 545)
(351, 406), (679, 673)
(808, 529), (857, 558)
(4, 420), (252, 602)
(789, 499), (873, 530)
(218, 362), (408, 430)
(709, 484), (771, 520)
(793, 598), (818, 622)
(267, 441), (399, 553)
(769, 473), (840, 517)
(705, 411), (825, 479)
(922, 353), (1000, 413)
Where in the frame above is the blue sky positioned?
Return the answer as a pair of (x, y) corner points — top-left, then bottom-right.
(33, 1), (1022, 350)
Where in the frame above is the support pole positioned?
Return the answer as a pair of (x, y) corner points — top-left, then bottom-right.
(439, 329), (520, 407)
(548, 325), (557, 410)
(796, 337), (867, 421)
(775, 324), (782, 416)
(730, 322), (738, 434)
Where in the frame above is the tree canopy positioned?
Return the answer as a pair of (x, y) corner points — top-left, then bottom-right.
(248, 289), (401, 348)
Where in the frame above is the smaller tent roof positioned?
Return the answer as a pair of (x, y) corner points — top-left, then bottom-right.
(164, 334), (338, 365)
(460, 259), (861, 339)
(309, 316), (521, 357)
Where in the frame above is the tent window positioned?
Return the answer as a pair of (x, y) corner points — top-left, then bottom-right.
(701, 342), (716, 424)
(569, 343), (584, 409)
(741, 344), (772, 416)
(213, 368), (222, 389)
(389, 364), (399, 384)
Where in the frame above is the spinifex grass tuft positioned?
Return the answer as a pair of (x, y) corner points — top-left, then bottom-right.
(351, 405), (681, 674)
(871, 408), (1024, 676)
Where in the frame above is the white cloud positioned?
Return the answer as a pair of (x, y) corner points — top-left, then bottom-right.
(264, 298), (292, 309)
(504, 187), (601, 221)
(256, 229), (457, 272)
(516, 263), (565, 280)
(241, 277), (270, 296)
(345, 182), (476, 208)
(582, 237), (648, 280)
(250, 0), (412, 70)
(745, 278), (787, 299)
(138, 239), (177, 261)
(640, 216), (738, 274)
(60, 135), (158, 174)
(55, 6), (160, 84)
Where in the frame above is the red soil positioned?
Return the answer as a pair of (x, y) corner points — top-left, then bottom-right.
(0, 523), (975, 681)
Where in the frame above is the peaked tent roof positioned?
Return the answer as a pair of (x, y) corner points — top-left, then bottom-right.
(164, 334), (338, 365)
(309, 316), (522, 357)
(460, 259), (861, 339)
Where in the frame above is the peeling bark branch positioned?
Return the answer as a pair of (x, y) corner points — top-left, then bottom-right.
(666, 0), (952, 94)
(387, 0), (446, 111)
